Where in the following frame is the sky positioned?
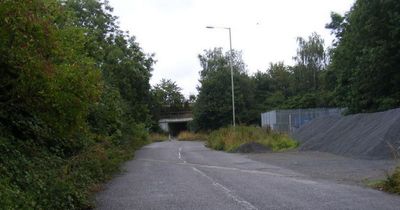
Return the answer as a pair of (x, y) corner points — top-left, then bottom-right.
(107, 0), (355, 97)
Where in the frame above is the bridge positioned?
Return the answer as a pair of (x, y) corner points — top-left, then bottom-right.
(158, 111), (193, 136)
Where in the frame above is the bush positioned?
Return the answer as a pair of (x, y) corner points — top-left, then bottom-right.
(382, 167), (400, 194)
(0, 131), (149, 209)
(206, 126), (298, 152)
(177, 131), (208, 141)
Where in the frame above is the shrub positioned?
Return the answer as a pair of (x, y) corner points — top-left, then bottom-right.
(0, 128), (149, 210)
(382, 167), (400, 194)
(206, 126), (298, 152)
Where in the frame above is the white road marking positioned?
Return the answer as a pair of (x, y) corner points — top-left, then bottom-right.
(137, 158), (305, 179)
(192, 167), (258, 210)
(178, 147), (187, 163)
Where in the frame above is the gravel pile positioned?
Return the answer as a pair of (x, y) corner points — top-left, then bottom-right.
(293, 108), (400, 159)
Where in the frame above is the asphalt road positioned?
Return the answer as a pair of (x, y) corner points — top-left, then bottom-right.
(95, 141), (400, 210)
(246, 151), (397, 186)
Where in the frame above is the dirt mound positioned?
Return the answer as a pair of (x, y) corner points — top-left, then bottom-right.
(292, 108), (400, 159)
(232, 142), (271, 153)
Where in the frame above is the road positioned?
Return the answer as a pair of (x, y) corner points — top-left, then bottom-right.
(95, 141), (400, 210)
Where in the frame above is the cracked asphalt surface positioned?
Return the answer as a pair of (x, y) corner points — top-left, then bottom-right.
(95, 141), (400, 210)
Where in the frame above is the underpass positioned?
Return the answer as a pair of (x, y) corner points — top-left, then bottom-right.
(158, 111), (193, 136)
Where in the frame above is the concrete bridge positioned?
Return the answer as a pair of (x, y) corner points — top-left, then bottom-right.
(158, 111), (193, 136)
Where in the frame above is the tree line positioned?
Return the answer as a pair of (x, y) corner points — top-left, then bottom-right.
(192, 0), (400, 131)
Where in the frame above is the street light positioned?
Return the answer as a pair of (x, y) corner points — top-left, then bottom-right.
(206, 26), (236, 127)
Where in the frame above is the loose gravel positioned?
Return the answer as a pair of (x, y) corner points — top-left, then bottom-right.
(293, 108), (400, 159)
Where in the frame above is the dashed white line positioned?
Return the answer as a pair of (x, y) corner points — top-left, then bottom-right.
(178, 147), (187, 163)
(192, 167), (258, 210)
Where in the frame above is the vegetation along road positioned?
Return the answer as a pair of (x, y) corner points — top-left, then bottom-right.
(95, 141), (400, 210)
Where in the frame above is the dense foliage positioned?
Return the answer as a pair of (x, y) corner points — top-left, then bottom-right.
(0, 0), (153, 209)
(64, 0), (154, 139)
(327, 0), (400, 113)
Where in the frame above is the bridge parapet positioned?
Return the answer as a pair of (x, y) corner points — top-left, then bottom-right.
(159, 111), (193, 119)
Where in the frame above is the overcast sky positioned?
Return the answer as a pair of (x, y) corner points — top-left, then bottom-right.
(108, 0), (355, 97)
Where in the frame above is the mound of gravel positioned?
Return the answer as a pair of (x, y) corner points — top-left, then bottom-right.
(292, 108), (400, 159)
(232, 142), (271, 153)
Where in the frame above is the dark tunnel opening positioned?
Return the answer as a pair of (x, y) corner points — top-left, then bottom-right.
(168, 122), (189, 137)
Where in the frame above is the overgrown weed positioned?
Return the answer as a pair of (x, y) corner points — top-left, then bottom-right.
(206, 125), (298, 152)
(177, 131), (208, 141)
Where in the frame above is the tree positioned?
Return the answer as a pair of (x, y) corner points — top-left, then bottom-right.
(328, 0), (400, 113)
(292, 33), (327, 92)
(252, 62), (291, 112)
(250, 33), (333, 113)
(153, 79), (185, 110)
(269, 62), (291, 95)
(187, 94), (197, 104)
(193, 48), (256, 130)
(64, 0), (155, 136)
(325, 12), (348, 47)
(148, 79), (186, 131)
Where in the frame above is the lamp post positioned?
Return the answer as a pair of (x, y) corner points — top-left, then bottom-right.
(206, 26), (236, 127)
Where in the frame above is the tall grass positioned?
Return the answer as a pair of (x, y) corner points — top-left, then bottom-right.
(206, 126), (298, 152)
(177, 131), (208, 141)
(149, 133), (169, 142)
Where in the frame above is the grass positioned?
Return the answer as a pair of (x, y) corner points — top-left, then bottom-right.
(206, 125), (298, 152)
(177, 131), (208, 141)
(148, 133), (169, 142)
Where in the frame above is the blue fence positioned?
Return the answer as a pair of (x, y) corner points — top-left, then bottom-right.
(261, 108), (343, 133)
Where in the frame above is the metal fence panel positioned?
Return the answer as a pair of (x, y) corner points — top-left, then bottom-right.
(261, 108), (343, 133)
